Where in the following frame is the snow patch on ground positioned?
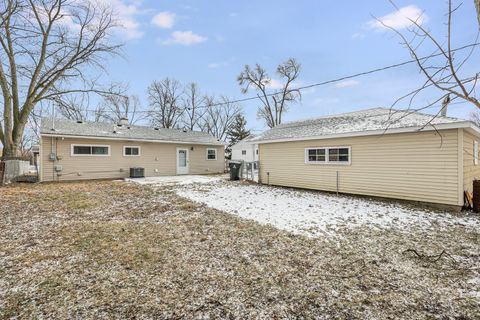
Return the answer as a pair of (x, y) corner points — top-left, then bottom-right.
(127, 174), (226, 186)
(175, 181), (480, 238)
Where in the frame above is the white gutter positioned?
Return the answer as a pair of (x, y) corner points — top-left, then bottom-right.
(40, 133), (227, 146)
(254, 121), (480, 144)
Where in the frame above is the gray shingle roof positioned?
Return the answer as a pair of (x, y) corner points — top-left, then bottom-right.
(252, 107), (468, 143)
(40, 118), (226, 145)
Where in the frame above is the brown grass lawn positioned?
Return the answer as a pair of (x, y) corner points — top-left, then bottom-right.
(0, 181), (479, 319)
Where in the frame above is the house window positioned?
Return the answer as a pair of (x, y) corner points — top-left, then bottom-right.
(206, 148), (217, 160)
(256, 149), (258, 155)
(305, 147), (350, 164)
(123, 146), (140, 156)
(475, 141), (478, 165)
(242, 150), (247, 155)
(71, 144), (110, 156)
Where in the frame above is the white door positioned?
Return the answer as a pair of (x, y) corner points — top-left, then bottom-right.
(176, 148), (189, 174)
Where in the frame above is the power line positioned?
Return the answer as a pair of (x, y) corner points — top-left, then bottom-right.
(59, 42), (480, 114)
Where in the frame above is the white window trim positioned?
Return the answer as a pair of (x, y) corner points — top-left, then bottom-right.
(206, 148), (217, 160)
(475, 141), (478, 165)
(304, 146), (351, 165)
(123, 145), (141, 157)
(71, 144), (111, 157)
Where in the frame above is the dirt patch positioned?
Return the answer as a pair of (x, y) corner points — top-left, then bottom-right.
(0, 181), (479, 319)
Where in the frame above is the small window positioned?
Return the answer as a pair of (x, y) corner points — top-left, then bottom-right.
(475, 141), (478, 165)
(328, 148), (349, 162)
(256, 149), (258, 155)
(72, 144), (110, 156)
(124, 146), (140, 156)
(73, 146), (91, 155)
(242, 150), (247, 155)
(308, 148), (326, 162)
(207, 148), (217, 160)
(305, 147), (350, 165)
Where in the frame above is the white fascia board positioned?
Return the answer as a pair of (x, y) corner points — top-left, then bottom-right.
(40, 133), (227, 146)
(255, 121), (475, 144)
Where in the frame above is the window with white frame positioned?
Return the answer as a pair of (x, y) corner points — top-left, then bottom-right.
(475, 141), (478, 165)
(305, 147), (350, 164)
(123, 146), (140, 156)
(242, 150), (247, 155)
(206, 148), (217, 160)
(71, 144), (110, 156)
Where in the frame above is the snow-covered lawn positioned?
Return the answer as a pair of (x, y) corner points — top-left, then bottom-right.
(170, 180), (480, 238)
(126, 174), (226, 186)
(3, 180), (479, 318)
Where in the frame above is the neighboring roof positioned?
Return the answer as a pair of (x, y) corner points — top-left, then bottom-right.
(40, 118), (226, 146)
(231, 135), (257, 148)
(252, 107), (479, 143)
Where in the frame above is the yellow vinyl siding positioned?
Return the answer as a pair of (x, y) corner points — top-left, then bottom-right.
(462, 130), (480, 193)
(40, 137), (224, 182)
(259, 129), (460, 206)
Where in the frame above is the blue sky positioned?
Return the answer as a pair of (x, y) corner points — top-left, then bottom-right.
(103, 0), (480, 132)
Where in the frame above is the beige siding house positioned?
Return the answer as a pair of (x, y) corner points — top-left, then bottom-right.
(40, 118), (225, 182)
(254, 108), (480, 208)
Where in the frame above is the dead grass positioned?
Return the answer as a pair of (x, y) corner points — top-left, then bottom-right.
(0, 180), (479, 319)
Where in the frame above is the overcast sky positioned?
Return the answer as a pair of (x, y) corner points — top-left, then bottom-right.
(102, 0), (480, 132)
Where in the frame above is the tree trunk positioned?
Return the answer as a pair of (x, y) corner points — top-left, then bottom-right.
(2, 143), (18, 159)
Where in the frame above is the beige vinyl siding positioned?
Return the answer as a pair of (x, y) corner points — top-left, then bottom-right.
(259, 129), (460, 206)
(40, 136), (224, 182)
(462, 130), (480, 193)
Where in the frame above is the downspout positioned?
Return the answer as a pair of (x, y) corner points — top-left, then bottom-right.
(336, 171), (339, 196)
(51, 136), (54, 182)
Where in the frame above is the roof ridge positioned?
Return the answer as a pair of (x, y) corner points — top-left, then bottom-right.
(41, 117), (211, 135)
(276, 107), (386, 127)
(252, 107), (468, 143)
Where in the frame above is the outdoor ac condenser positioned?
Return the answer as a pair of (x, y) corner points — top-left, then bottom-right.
(129, 167), (145, 178)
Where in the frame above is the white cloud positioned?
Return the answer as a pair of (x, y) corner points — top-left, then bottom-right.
(208, 57), (236, 69)
(335, 80), (359, 88)
(97, 0), (145, 39)
(369, 5), (427, 30)
(311, 97), (340, 107)
(151, 11), (176, 28)
(263, 78), (284, 90)
(351, 33), (365, 40)
(161, 31), (207, 46)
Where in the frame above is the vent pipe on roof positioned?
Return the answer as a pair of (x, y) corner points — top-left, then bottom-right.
(51, 101), (56, 131)
(441, 94), (450, 117)
(118, 117), (128, 126)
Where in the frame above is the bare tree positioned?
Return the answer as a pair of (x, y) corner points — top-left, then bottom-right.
(470, 110), (480, 126)
(237, 58), (301, 128)
(380, 0), (480, 117)
(148, 78), (184, 129)
(99, 94), (146, 125)
(181, 82), (206, 130)
(202, 96), (241, 141)
(54, 93), (103, 122)
(475, 0), (480, 26)
(0, 0), (121, 158)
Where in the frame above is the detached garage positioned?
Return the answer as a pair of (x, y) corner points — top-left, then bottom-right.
(40, 118), (225, 182)
(254, 108), (480, 209)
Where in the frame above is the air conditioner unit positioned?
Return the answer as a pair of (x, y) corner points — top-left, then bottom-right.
(130, 167), (145, 178)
